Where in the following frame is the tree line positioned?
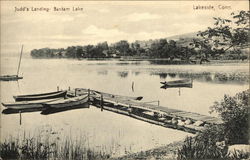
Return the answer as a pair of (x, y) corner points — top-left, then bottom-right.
(31, 11), (249, 62)
(30, 39), (196, 59)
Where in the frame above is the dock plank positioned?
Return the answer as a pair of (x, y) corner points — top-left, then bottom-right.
(69, 88), (223, 125)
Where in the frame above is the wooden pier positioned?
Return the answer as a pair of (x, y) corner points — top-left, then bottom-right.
(67, 88), (223, 134)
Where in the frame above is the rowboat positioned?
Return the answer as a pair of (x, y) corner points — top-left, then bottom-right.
(91, 90), (143, 101)
(41, 102), (89, 115)
(13, 90), (67, 102)
(160, 79), (191, 85)
(0, 75), (23, 81)
(160, 79), (193, 88)
(1, 98), (63, 109)
(2, 107), (43, 114)
(43, 95), (88, 108)
(67, 88), (143, 101)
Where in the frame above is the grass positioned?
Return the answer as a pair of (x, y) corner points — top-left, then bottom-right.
(0, 131), (111, 160)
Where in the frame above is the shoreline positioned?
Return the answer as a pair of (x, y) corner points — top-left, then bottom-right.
(111, 140), (185, 160)
(29, 56), (249, 64)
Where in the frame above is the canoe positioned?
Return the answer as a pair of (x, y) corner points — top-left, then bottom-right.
(160, 79), (193, 88)
(1, 98), (63, 109)
(0, 75), (23, 81)
(43, 95), (89, 108)
(13, 90), (67, 102)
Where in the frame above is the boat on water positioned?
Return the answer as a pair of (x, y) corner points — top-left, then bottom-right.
(43, 95), (89, 108)
(0, 45), (24, 81)
(160, 79), (193, 88)
(0, 75), (23, 81)
(13, 90), (67, 102)
(1, 98), (63, 109)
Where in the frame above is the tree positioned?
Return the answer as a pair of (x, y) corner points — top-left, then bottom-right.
(210, 89), (249, 144)
(65, 46), (77, 58)
(189, 38), (213, 58)
(198, 10), (250, 55)
(114, 40), (130, 56)
(76, 47), (84, 58)
(168, 40), (179, 59)
(131, 42), (144, 56)
(84, 45), (95, 58)
(95, 41), (109, 57)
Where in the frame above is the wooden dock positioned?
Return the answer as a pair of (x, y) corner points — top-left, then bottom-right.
(67, 88), (223, 134)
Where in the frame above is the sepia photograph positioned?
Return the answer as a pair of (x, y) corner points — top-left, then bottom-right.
(0, 1), (249, 159)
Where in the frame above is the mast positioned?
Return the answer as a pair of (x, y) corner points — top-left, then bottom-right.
(16, 45), (23, 76)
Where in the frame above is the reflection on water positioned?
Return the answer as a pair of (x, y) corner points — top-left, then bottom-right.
(132, 71), (140, 76)
(151, 72), (249, 84)
(1, 56), (248, 157)
(168, 73), (177, 78)
(117, 71), (129, 78)
(97, 70), (108, 75)
(114, 70), (248, 84)
(158, 73), (168, 79)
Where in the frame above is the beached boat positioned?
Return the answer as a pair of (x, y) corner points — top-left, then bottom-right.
(160, 79), (193, 88)
(67, 88), (143, 101)
(13, 90), (67, 102)
(43, 95), (89, 108)
(0, 45), (24, 81)
(92, 90), (143, 101)
(1, 98), (63, 109)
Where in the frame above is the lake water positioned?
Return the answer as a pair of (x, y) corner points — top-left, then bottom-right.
(0, 56), (248, 157)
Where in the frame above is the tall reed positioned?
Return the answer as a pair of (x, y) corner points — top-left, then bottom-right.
(0, 130), (111, 160)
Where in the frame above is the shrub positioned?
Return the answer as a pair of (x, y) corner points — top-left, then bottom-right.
(177, 90), (249, 160)
(210, 89), (249, 144)
(177, 125), (227, 160)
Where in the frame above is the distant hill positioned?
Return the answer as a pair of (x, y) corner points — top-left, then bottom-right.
(132, 31), (199, 49)
(166, 32), (198, 41)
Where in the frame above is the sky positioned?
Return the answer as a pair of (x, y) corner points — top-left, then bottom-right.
(1, 1), (248, 55)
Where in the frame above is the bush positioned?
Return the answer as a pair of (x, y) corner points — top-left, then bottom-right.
(177, 90), (249, 160)
(177, 125), (227, 160)
(210, 89), (249, 144)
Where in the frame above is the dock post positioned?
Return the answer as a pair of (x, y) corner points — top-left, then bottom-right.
(75, 88), (77, 96)
(179, 88), (181, 96)
(88, 89), (90, 108)
(158, 100), (160, 106)
(100, 94), (103, 111)
(57, 86), (59, 91)
(19, 111), (22, 125)
(132, 81), (134, 92)
(68, 86), (71, 91)
(128, 104), (132, 115)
